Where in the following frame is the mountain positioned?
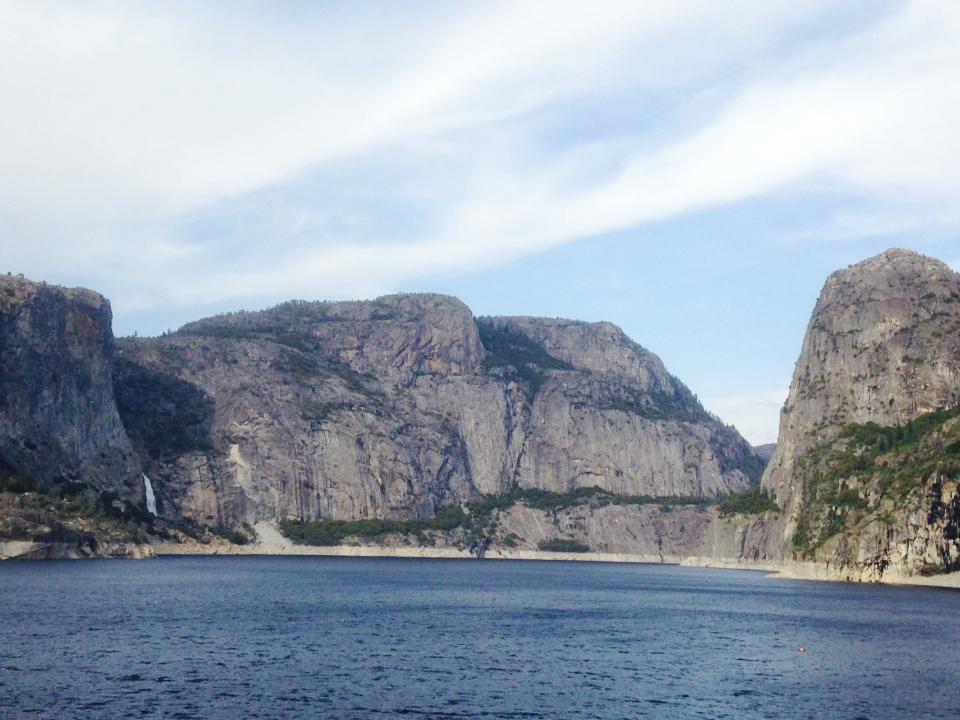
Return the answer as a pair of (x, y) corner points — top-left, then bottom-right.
(0, 277), (765, 559)
(757, 249), (960, 579)
(112, 295), (760, 533)
(752, 444), (776, 462)
(3, 249), (957, 580)
(0, 275), (139, 493)
(0, 275), (148, 558)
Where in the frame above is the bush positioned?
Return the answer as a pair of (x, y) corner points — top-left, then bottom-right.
(214, 525), (252, 545)
(476, 320), (572, 396)
(280, 486), (716, 548)
(792, 402), (960, 557)
(537, 538), (590, 553)
(0, 472), (36, 493)
(716, 488), (780, 517)
(280, 506), (472, 546)
(501, 532), (521, 548)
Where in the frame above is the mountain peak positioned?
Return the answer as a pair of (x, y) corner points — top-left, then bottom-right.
(835, 247), (955, 281)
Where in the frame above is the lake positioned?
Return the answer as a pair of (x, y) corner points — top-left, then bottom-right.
(1, 557), (958, 719)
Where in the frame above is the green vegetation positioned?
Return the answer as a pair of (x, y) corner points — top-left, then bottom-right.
(300, 400), (346, 425)
(841, 405), (960, 458)
(537, 538), (590, 553)
(0, 462), (256, 547)
(280, 504), (474, 546)
(0, 471), (36, 493)
(280, 485), (718, 548)
(595, 383), (712, 425)
(476, 320), (572, 396)
(501, 532), (521, 548)
(0, 478), (161, 544)
(717, 445), (769, 485)
(716, 487), (780, 517)
(212, 524), (254, 545)
(512, 486), (711, 512)
(176, 297), (402, 339)
(792, 404), (960, 557)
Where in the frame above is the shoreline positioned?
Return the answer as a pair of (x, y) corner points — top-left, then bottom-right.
(153, 540), (681, 565)
(6, 537), (959, 589)
(151, 540), (960, 588)
(681, 556), (960, 589)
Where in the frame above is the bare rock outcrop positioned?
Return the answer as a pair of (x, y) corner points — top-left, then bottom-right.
(0, 275), (139, 494)
(114, 296), (761, 529)
(760, 249), (960, 572)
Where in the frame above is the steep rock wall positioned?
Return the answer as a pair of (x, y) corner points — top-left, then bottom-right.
(760, 249), (960, 573)
(0, 275), (138, 494)
(115, 297), (761, 528)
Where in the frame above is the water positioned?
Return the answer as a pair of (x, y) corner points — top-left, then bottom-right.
(143, 475), (157, 516)
(1, 558), (958, 719)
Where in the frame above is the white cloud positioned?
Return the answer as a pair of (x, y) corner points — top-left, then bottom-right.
(0, 0), (956, 315)
(702, 389), (789, 446)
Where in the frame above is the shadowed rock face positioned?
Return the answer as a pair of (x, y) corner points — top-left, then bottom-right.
(760, 249), (960, 570)
(114, 296), (761, 528)
(0, 275), (139, 494)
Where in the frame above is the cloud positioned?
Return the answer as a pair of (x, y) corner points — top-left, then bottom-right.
(701, 390), (789, 445)
(0, 0), (956, 316)
(0, 2), (811, 219)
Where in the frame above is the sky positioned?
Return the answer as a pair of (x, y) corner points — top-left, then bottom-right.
(1, 1), (959, 444)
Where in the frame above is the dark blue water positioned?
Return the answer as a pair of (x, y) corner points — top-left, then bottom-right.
(1, 558), (958, 719)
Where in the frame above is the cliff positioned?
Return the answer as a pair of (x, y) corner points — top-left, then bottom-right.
(113, 295), (761, 530)
(0, 275), (139, 494)
(758, 249), (960, 577)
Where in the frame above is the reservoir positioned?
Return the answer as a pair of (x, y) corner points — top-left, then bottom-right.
(1, 557), (957, 719)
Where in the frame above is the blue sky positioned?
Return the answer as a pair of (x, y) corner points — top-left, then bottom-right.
(1, 1), (958, 443)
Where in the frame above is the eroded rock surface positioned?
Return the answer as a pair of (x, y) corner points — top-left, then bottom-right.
(0, 275), (138, 494)
(759, 249), (960, 573)
(114, 296), (761, 528)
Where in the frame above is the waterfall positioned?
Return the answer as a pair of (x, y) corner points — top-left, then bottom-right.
(143, 474), (158, 516)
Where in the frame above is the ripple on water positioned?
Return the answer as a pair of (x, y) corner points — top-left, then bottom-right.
(1, 557), (959, 720)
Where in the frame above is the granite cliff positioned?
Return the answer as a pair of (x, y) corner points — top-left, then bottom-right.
(0, 275), (150, 559)
(4, 248), (956, 581)
(0, 275), (139, 494)
(113, 295), (760, 531)
(752, 249), (960, 578)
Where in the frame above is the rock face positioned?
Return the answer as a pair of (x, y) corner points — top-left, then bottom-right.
(113, 296), (761, 528)
(752, 444), (776, 462)
(485, 317), (759, 498)
(760, 249), (960, 574)
(495, 502), (715, 557)
(0, 275), (139, 494)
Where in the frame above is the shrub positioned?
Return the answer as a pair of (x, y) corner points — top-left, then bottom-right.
(537, 538), (590, 553)
(281, 485), (716, 548)
(792, 402), (960, 557)
(214, 525), (252, 545)
(716, 488), (780, 517)
(0, 472), (36, 493)
(501, 532), (521, 548)
(476, 320), (572, 396)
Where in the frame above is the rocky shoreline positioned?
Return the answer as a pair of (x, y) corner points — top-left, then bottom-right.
(5, 533), (958, 589)
(0, 539), (153, 560)
(160, 538), (960, 589)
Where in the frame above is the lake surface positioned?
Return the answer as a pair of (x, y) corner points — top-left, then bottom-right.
(1, 557), (958, 719)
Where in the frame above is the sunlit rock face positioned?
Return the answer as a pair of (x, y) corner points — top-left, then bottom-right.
(759, 249), (960, 572)
(113, 295), (760, 528)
